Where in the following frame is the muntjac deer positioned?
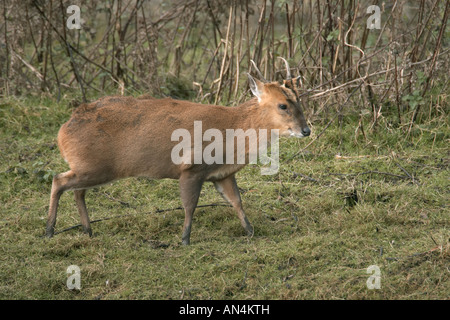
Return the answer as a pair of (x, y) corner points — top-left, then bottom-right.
(46, 59), (310, 245)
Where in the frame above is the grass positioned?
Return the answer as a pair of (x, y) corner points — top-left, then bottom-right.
(0, 94), (448, 300)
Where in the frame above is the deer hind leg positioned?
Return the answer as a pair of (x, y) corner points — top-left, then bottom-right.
(214, 175), (254, 237)
(46, 170), (99, 237)
(74, 189), (92, 236)
(179, 173), (204, 245)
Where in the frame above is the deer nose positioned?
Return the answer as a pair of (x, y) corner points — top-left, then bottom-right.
(302, 127), (311, 137)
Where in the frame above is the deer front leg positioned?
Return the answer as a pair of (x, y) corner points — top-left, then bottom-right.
(179, 173), (204, 245)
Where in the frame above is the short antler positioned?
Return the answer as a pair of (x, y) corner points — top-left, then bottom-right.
(278, 57), (292, 80)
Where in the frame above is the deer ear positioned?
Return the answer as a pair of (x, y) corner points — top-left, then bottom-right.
(247, 73), (264, 101)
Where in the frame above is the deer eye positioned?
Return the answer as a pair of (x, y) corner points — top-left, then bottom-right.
(278, 104), (287, 110)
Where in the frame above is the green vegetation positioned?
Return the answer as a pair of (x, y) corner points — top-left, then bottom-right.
(1, 0), (448, 300)
(0, 95), (448, 299)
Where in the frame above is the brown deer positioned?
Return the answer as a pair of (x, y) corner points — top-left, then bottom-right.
(46, 59), (310, 245)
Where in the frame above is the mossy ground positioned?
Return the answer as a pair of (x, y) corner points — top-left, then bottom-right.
(0, 95), (448, 299)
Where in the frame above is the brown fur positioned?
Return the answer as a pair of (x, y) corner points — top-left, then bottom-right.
(46, 78), (310, 244)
